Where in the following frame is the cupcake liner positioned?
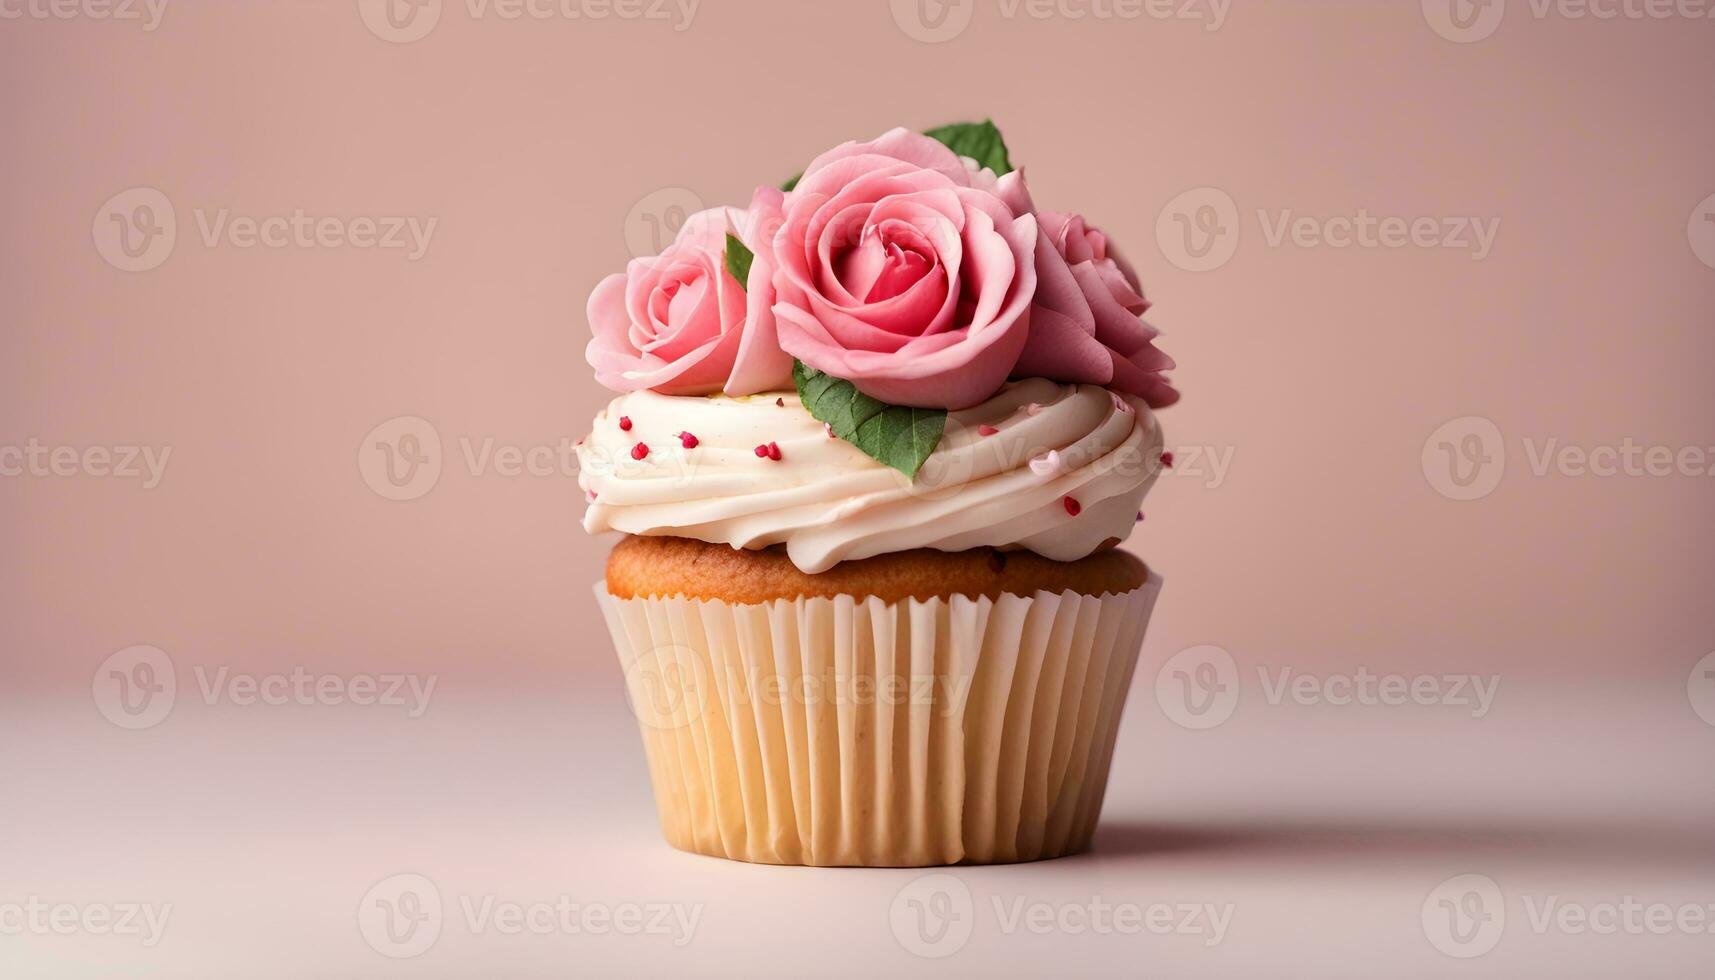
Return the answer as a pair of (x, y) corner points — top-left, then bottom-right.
(594, 573), (1162, 867)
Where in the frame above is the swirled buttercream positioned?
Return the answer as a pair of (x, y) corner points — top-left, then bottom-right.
(577, 379), (1164, 574)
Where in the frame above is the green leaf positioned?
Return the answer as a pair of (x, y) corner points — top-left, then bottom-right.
(924, 119), (1012, 176)
(780, 173), (801, 192)
(792, 360), (946, 480)
(724, 234), (754, 286)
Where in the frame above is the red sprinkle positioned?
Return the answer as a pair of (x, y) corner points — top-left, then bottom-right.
(1136, 511), (1146, 522)
(824, 422), (835, 438)
(754, 444), (769, 458)
(775, 397), (785, 407)
(630, 443), (649, 460)
(1063, 496), (1081, 517)
(618, 416), (633, 431)
(678, 431), (699, 449)
(978, 424), (1000, 437)
(766, 441), (783, 461)
(1160, 452), (1174, 469)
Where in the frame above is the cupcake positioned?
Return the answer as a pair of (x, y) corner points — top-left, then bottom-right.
(577, 122), (1178, 867)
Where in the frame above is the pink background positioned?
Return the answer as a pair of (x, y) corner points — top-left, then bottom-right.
(3, 1), (1713, 977)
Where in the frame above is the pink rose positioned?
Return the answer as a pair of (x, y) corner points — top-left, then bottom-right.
(1015, 210), (1179, 408)
(761, 128), (1039, 410)
(585, 206), (792, 397)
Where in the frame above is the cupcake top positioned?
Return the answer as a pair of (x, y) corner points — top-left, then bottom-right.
(577, 121), (1177, 574)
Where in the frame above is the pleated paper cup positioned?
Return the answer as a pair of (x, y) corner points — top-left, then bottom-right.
(595, 574), (1163, 867)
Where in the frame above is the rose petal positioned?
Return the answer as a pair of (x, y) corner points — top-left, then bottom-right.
(799, 127), (971, 186)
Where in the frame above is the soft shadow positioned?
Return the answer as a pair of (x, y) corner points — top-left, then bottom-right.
(1082, 815), (1715, 871)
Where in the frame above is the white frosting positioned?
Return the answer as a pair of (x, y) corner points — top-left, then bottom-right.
(577, 380), (1164, 574)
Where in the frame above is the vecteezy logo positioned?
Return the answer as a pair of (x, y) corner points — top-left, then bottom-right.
(621, 643), (708, 731)
(357, 0), (442, 43)
(889, 872), (974, 958)
(1154, 645), (1240, 730)
(1422, 874), (1505, 958)
(1689, 651), (1715, 728)
(1688, 193), (1715, 270)
(92, 645), (177, 730)
(622, 187), (707, 259)
(358, 873), (443, 958)
(358, 416), (443, 501)
(895, 416), (980, 502)
(890, 0), (974, 43)
(1155, 187), (1239, 273)
(1421, 0), (1505, 43)
(1421, 416), (1505, 501)
(93, 187), (177, 272)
